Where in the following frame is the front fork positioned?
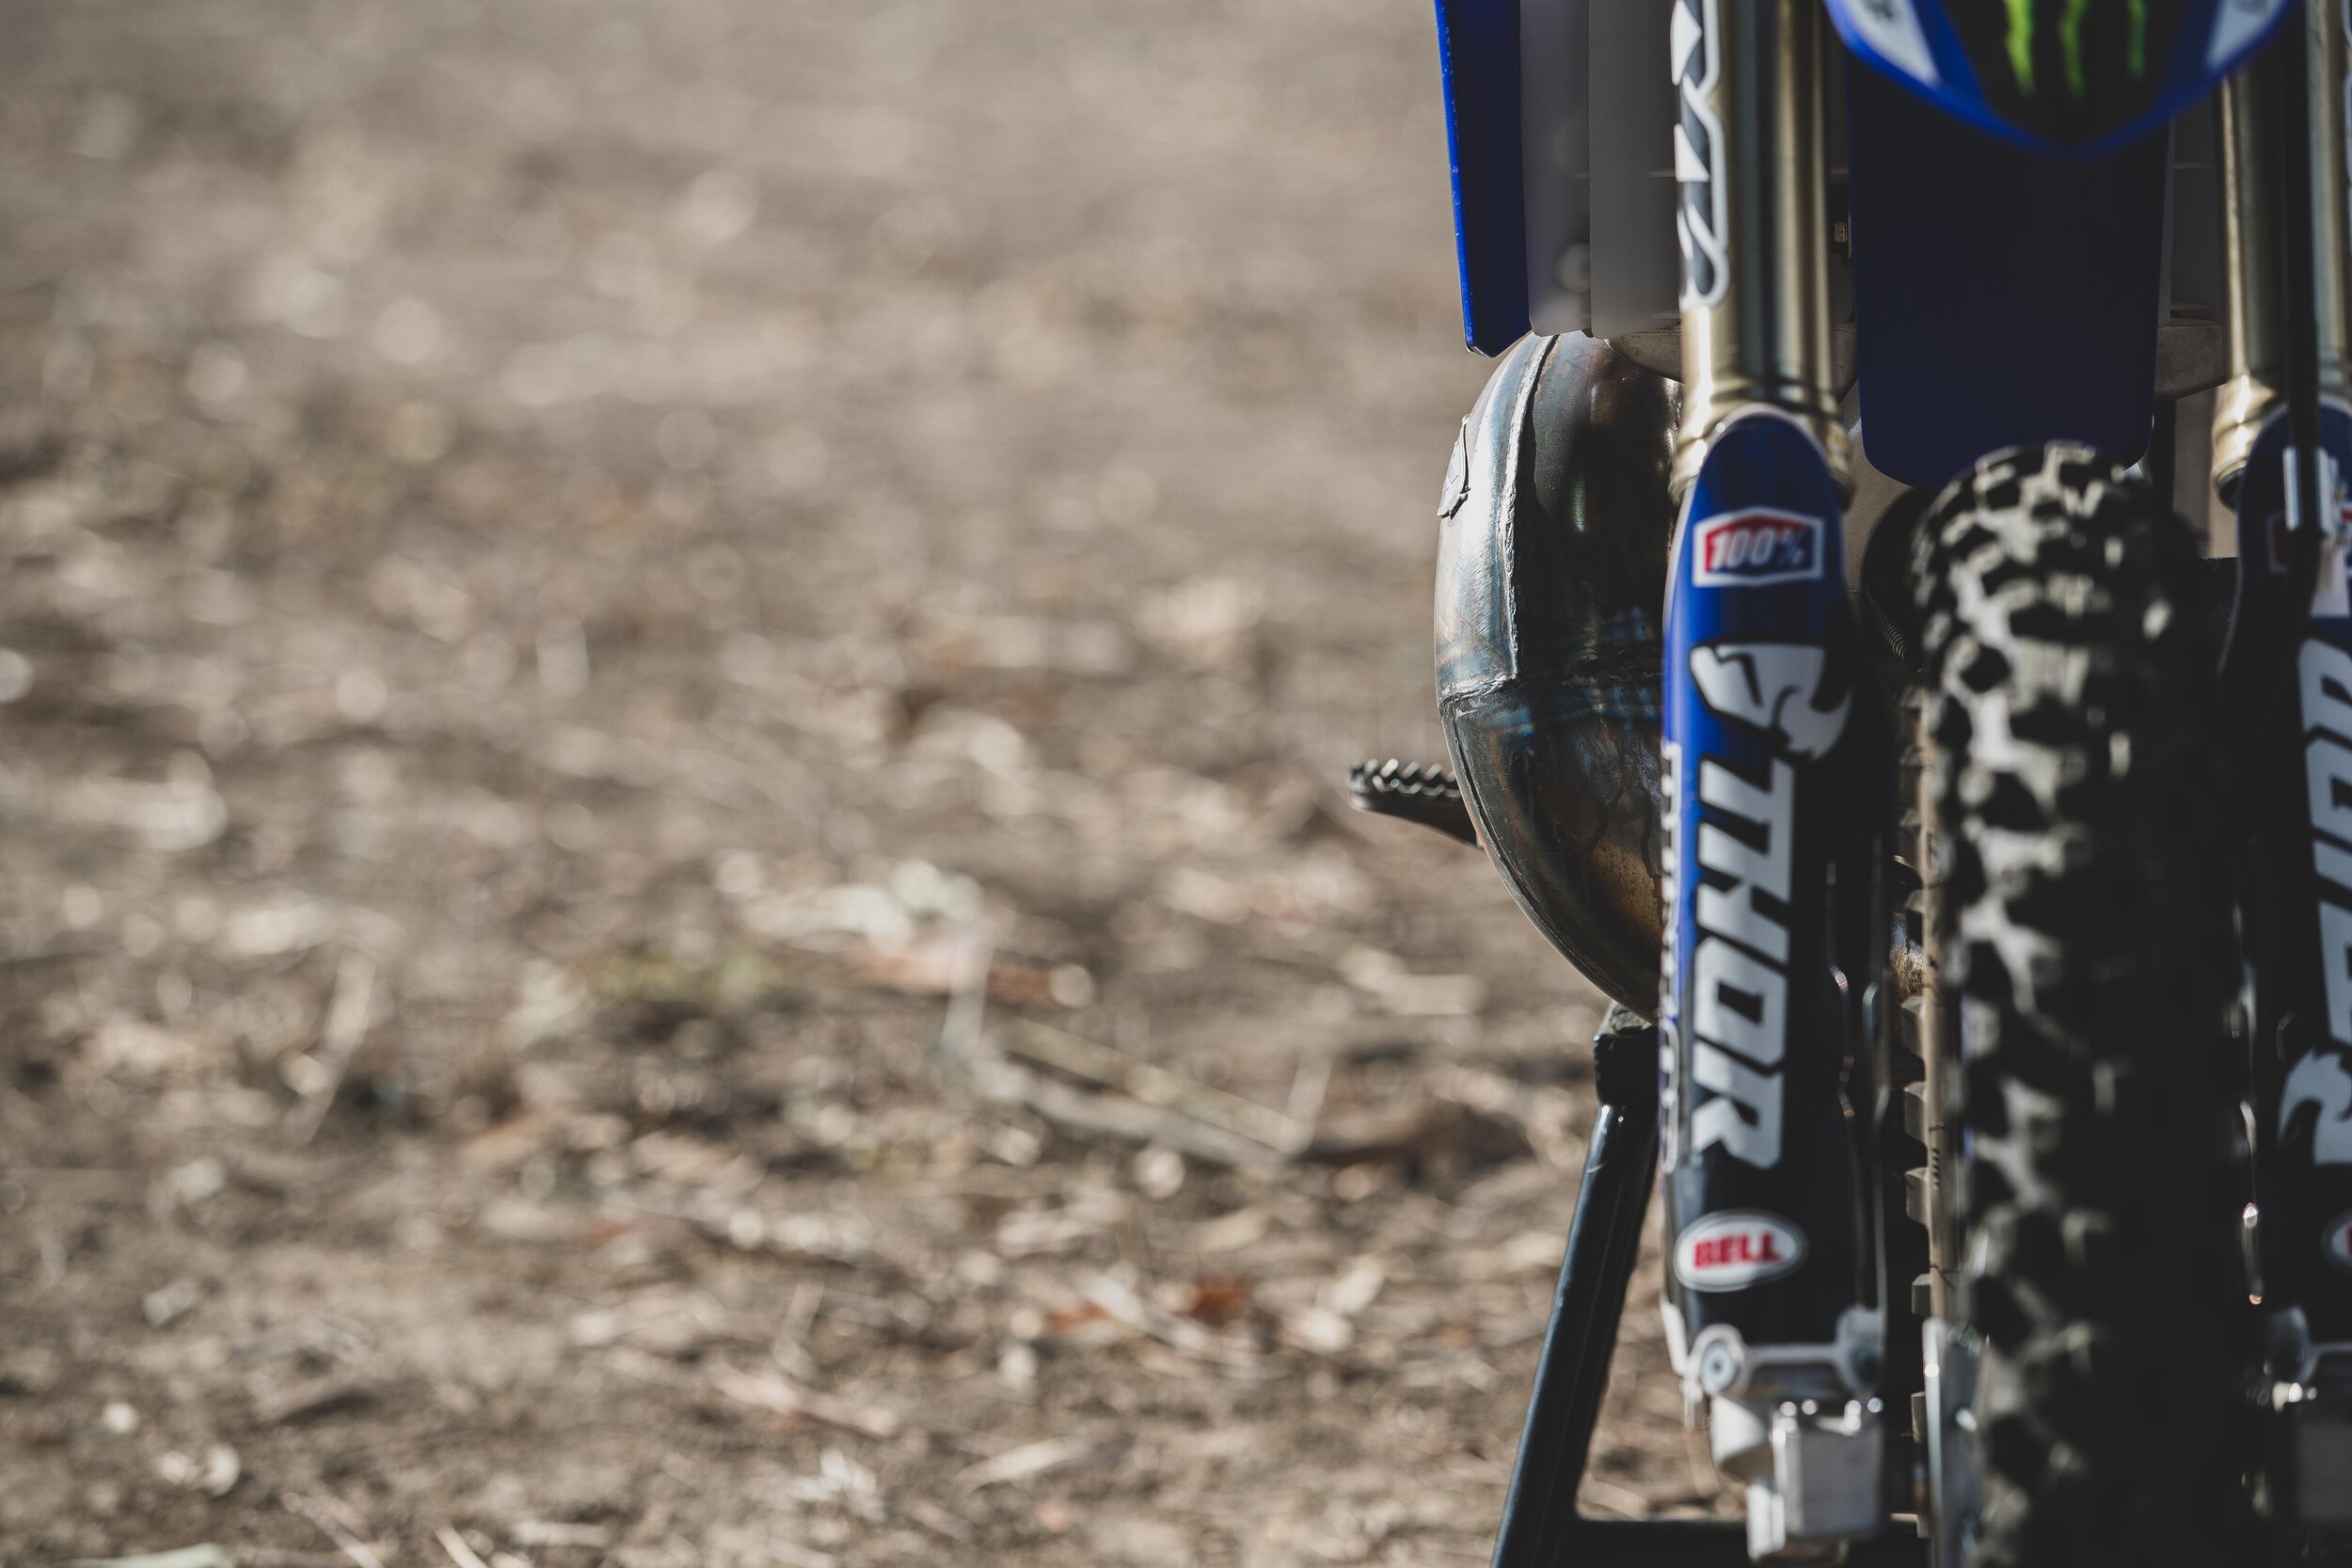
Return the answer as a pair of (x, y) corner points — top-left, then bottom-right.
(2217, 0), (2352, 1536)
(1661, 0), (1896, 1557)
(1670, 0), (2352, 1550)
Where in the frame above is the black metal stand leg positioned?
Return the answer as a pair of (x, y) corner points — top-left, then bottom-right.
(1487, 1010), (1927, 1568)
(1491, 1011), (1666, 1568)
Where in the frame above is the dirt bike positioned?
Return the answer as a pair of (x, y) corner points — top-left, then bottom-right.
(1346, 0), (2352, 1560)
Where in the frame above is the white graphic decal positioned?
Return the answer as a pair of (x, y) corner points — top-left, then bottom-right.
(1672, 0), (1727, 310)
(1690, 641), (1851, 759)
(2299, 639), (2352, 1160)
(2324, 1208), (2352, 1272)
(2282, 1051), (2352, 1165)
(1670, 557), (1851, 1169)
(2310, 735), (2352, 852)
(2207, 0), (2288, 71)
(1836, 0), (1939, 86)
(1684, 743), (1798, 1167)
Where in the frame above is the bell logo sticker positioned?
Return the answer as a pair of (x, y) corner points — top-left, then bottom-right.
(1691, 509), (1823, 589)
(1674, 1211), (1807, 1291)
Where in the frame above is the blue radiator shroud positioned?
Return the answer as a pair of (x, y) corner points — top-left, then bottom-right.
(1434, 0), (1529, 356)
(1433, 0), (1682, 356)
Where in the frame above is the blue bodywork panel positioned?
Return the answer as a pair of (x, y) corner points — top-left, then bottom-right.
(1661, 412), (1882, 1347)
(1434, 0), (1683, 356)
(1434, 0), (1530, 355)
(1849, 65), (2169, 488)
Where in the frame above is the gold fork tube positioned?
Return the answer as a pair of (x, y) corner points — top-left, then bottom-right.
(1670, 0), (1847, 498)
(2212, 3), (2352, 502)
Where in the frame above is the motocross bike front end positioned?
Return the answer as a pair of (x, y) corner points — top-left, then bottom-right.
(1342, 0), (2352, 1560)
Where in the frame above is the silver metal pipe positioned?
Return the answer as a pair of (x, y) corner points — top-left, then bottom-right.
(1670, 0), (1847, 497)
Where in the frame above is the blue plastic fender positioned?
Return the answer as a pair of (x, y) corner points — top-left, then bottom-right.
(1849, 66), (2169, 487)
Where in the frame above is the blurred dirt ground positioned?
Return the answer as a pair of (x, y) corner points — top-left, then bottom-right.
(0, 1), (1717, 1563)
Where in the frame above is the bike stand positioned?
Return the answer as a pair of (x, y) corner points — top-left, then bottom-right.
(1488, 1011), (1928, 1568)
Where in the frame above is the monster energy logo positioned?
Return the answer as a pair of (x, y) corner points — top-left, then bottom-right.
(2003, 0), (2150, 97)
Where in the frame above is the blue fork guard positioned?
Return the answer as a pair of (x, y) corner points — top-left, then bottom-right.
(2235, 407), (2352, 1345)
(1661, 412), (1882, 1347)
(1848, 63), (2169, 488)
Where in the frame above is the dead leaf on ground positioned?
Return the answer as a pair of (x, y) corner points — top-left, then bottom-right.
(1179, 1276), (1252, 1326)
(460, 1111), (555, 1169)
(954, 1435), (1123, 1491)
(251, 1373), (377, 1426)
(709, 1364), (900, 1439)
(850, 932), (1086, 1008)
(513, 1522), (614, 1549)
(1039, 1300), (1124, 1346)
(70, 1549), (235, 1568)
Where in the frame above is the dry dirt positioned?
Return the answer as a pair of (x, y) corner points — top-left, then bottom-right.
(0, 1), (1719, 1563)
